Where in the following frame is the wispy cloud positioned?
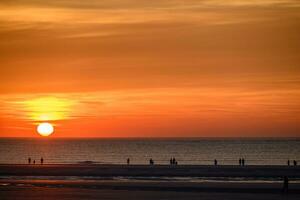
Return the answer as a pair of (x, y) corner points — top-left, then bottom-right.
(1, 0), (299, 32)
(1, 86), (300, 123)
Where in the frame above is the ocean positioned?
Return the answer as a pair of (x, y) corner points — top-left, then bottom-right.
(0, 138), (299, 165)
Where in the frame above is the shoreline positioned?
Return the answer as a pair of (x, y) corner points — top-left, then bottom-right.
(1, 164), (299, 178)
(1, 179), (300, 192)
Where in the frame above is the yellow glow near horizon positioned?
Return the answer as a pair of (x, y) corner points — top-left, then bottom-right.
(23, 97), (75, 122)
(37, 122), (54, 136)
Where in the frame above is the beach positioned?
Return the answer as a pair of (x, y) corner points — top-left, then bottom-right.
(1, 179), (300, 200)
(0, 164), (299, 177)
(1, 164), (300, 199)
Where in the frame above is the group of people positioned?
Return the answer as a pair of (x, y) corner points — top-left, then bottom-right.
(287, 160), (297, 166)
(127, 158), (156, 165)
(239, 158), (245, 166)
(170, 157), (178, 165)
(28, 157), (44, 165)
(124, 158), (297, 166)
(214, 159), (245, 166)
(126, 157), (177, 165)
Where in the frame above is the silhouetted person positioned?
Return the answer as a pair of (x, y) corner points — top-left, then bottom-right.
(287, 160), (290, 166)
(239, 158), (242, 166)
(214, 159), (218, 166)
(33, 160), (35, 165)
(294, 160), (297, 166)
(175, 161), (178, 165)
(283, 176), (289, 194)
(170, 158), (175, 165)
(149, 158), (154, 165)
(41, 157), (44, 165)
(28, 157), (31, 164)
(242, 158), (245, 166)
(127, 158), (130, 165)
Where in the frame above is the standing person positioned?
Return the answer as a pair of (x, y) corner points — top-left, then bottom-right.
(283, 176), (289, 194)
(242, 158), (245, 166)
(41, 157), (44, 165)
(127, 158), (130, 165)
(28, 157), (31, 164)
(294, 160), (297, 166)
(170, 158), (173, 165)
(239, 158), (242, 166)
(33, 160), (35, 165)
(287, 160), (290, 166)
(149, 158), (154, 165)
(214, 159), (218, 166)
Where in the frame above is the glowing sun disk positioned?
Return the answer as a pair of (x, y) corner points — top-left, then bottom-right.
(37, 122), (54, 136)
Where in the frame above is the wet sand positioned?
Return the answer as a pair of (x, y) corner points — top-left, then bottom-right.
(0, 164), (299, 177)
(1, 164), (299, 199)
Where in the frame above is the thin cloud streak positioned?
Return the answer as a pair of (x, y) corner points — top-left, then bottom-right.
(1, 87), (299, 120)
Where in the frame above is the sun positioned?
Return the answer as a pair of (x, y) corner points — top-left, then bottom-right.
(37, 122), (54, 136)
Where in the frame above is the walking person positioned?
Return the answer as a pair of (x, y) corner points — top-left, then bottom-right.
(239, 158), (242, 166)
(294, 160), (297, 166)
(41, 157), (44, 165)
(28, 157), (31, 164)
(127, 158), (130, 165)
(283, 176), (289, 194)
(242, 158), (245, 166)
(33, 160), (35, 165)
(214, 159), (218, 166)
(287, 160), (290, 166)
(149, 158), (154, 165)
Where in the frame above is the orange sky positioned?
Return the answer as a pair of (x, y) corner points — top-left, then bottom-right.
(0, 0), (300, 137)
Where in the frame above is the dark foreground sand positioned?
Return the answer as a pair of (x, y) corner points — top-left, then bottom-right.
(0, 164), (299, 199)
(0, 180), (300, 200)
(0, 186), (297, 200)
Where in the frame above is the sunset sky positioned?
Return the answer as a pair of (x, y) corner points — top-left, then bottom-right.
(0, 0), (300, 137)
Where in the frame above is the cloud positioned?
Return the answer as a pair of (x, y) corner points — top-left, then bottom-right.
(1, 0), (299, 31)
(1, 86), (300, 122)
(1, 0), (300, 9)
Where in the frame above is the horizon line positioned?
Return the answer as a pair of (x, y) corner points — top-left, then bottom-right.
(0, 136), (299, 139)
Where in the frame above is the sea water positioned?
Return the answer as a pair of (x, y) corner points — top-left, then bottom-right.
(0, 138), (299, 165)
